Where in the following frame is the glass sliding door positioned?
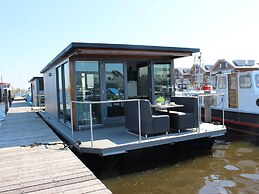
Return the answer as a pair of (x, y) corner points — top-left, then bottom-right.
(57, 65), (64, 120)
(103, 63), (125, 123)
(64, 63), (71, 122)
(137, 64), (151, 100)
(153, 63), (171, 103)
(57, 62), (71, 123)
(75, 61), (101, 129)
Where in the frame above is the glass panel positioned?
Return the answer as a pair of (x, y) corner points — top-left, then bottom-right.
(230, 76), (236, 89)
(137, 65), (150, 99)
(154, 64), (170, 103)
(239, 75), (252, 88)
(218, 77), (227, 89)
(75, 61), (101, 128)
(255, 74), (259, 88)
(105, 63), (125, 117)
(39, 80), (44, 91)
(64, 63), (71, 122)
(57, 66), (63, 119)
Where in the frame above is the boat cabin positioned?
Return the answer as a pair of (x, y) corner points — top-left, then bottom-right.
(41, 43), (200, 130)
(216, 70), (259, 113)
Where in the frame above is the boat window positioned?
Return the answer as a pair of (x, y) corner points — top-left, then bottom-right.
(239, 75), (252, 88)
(230, 76), (236, 89)
(255, 74), (259, 88)
(218, 77), (227, 89)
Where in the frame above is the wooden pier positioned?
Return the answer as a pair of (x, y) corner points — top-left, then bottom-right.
(0, 101), (111, 194)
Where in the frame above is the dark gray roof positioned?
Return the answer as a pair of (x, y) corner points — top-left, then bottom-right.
(204, 65), (213, 70)
(28, 77), (43, 83)
(40, 42), (200, 73)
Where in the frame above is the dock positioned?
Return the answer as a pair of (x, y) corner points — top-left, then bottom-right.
(0, 101), (111, 193)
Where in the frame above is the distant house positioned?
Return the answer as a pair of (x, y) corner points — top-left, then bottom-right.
(210, 59), (235, 76)
(209, 59), (259, 87)
(210, 59), (259, 75)
(28, 77), (44, 107)
(175, 68), (190, 79)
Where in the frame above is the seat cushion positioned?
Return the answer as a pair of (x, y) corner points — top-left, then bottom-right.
(169, 111), (194, 130)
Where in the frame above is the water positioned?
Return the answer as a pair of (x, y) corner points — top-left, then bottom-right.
(96, 132), (259, 194)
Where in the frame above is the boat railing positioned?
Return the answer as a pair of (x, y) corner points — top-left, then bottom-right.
(71, 99), (143, 147)
(197, 93), (225, 130)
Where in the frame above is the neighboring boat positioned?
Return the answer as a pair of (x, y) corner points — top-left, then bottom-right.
(202, 71), (259, 136)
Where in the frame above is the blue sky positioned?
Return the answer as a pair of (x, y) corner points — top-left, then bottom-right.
(1, 0), (258, 89)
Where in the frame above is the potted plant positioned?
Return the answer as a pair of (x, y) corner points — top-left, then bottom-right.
(155, 96), (165, 105)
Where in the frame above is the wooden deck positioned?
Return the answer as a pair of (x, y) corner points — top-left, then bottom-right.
(0, 101), (111, 194)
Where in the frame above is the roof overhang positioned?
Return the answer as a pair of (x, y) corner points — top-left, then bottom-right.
(28, 77), (43, 83)
(40, 42), (200, 73)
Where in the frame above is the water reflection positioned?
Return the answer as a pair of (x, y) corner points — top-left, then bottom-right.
(90, 132), (259, 193)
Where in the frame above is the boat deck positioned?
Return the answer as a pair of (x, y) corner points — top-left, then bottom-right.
(0, 101), (111, 193)
(40, 112), (226, 156)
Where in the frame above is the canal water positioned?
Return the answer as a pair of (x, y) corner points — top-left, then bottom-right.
(85, 131), (259, 194)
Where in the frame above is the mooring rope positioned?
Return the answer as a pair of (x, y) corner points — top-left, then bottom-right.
(20, 140), (82, 149)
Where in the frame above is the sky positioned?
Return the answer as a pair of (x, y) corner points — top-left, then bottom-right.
(1, 0), (258, 89)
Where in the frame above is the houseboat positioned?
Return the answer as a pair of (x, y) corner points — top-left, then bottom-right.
(28, 77), (45, 108)
(39, 42), (226, 156)
(207, 71), (259, 136)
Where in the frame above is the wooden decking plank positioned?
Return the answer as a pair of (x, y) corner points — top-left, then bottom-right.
(29, 179), (109, 194)
(0, 167), (91, 187)
(0, 102), (111, 194)
(0, 173), (97, 193)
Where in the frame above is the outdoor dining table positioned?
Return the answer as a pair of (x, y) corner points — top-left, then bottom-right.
(151, 103), (184, 113)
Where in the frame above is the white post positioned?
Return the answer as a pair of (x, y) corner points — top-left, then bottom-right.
(137, 99), (141, 143)
(89, 103), (94, 147)
(198, 96), (201, 133)
(222, 95), (225, 126)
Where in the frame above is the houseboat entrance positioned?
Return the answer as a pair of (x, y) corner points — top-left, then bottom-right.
(228, 73), (238, 108)
(75, 61), (102, 127)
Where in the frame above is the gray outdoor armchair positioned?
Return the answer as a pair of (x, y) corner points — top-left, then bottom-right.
(168, 96), (199, 131)
(125, 100), (170, 137)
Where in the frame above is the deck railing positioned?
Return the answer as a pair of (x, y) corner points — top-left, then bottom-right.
(71, 93), (225, 148)
(71, 99), (143, 147)
(37, 94), (45, 110)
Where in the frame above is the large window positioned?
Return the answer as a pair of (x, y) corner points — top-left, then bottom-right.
(239, 75), (252, 88)
(57, 66), (64, 119)
(154, 63), (171, 102)
(39, 79), (44, 91)
(75, 61), (101, 128)
(105, 63), (125, 118)
(255, 74), (259, 88)
(218, 77), (227, 89)
(137, 65), (150, 98)
(64, 63), (71, 122)
(57, 62), (70, 123)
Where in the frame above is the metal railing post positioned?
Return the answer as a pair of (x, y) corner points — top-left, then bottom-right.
(222, 95), (225, 126)
(137, 99), (142, 143)
(198, 96), (201, 133)
(70, 101), (74, 136)
(89, 103), (94, 147)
